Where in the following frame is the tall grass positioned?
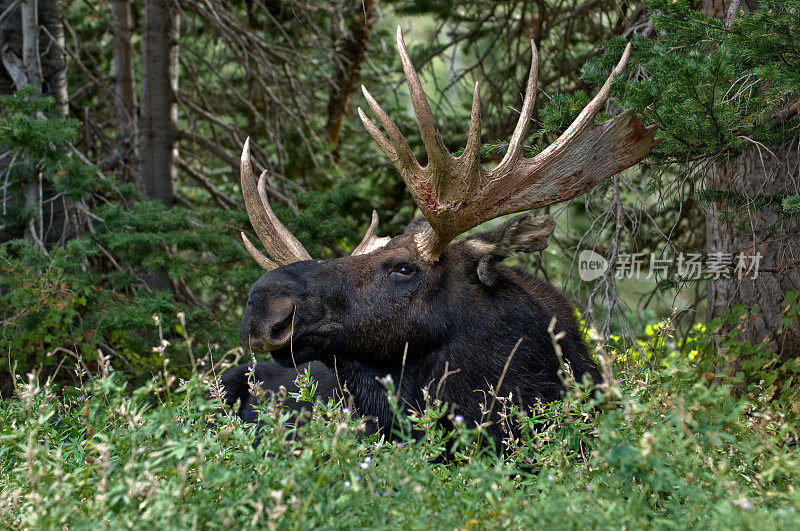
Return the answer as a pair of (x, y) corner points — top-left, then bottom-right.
(1, 322), (799, 529)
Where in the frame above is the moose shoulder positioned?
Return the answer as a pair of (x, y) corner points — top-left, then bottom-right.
(221, 28), (657, 444)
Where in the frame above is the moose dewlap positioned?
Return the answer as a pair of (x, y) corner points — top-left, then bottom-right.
(222, 27), (656, 444)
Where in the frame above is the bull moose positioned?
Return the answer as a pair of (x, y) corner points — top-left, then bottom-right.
(220, 28), (657, 444)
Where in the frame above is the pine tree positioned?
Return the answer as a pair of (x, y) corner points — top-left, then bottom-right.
(593, 0), (800, 362)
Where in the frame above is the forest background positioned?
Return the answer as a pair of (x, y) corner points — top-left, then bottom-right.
(1, 0), (799, 527)
(2, 0), (798, 395)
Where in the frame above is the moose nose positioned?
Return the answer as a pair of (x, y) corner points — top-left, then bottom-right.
(242, 296), (296, 351)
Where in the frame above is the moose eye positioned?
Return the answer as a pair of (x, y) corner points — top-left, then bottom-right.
(390, 263), (417, 279)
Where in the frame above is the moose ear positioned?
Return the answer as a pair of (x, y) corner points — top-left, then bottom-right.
(466, 213), (556, 286)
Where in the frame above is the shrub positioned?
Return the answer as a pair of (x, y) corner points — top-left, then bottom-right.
(1, 319), (798, 528)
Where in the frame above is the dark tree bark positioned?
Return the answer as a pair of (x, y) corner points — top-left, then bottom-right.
(140, 0), (179, 205)
(18, 0), (44, 245)
(0, 0), (21, 95)
(39, 0), (67, 117)
(705, 142), (800, 359)
(110, 0), (138, 183)
(325, 0), (376, 151)
(701, 0), (800, 361)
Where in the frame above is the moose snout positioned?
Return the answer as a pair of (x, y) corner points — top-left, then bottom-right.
(240, 295), (296, 352)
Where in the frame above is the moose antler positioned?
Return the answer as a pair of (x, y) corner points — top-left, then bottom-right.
(359, 27), (658, 261)
(240, 138), (313, 270)
(240, 139), (389, 269)
(352, 210), (391, 255)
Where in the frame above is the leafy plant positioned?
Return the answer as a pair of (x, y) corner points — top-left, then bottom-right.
(1, 304), (799, 528)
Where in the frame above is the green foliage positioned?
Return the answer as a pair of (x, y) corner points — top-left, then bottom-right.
(274, 182), (362, 257)
(1, 322), (798, 528)
(783, 194), (800, 214)
(0, 88), (107, 230)
(0, 89), (253, 379)
(584, 0), (799, 163)
(689, 290), (800, 407)
(0, 99), (365, 387)
(606, 289), (800, 410)
(0, 85), (363, 382)
(0, 87), (77, 160)
(537, 91), (591, 136)
(0, 235), (221, 377)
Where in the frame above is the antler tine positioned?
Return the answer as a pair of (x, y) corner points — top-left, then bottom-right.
(357, 106), (396, 163)
(358, 88), (420, 176)
(240, 232), (278, 271)
(495, 40), (539, 171)
(461, 81), (482, 165)
(482, 40), (656, 214)
(352, 210), (391, 256)
(542, 42), (632, 155)
(240, 138), (312, 269)
(396, 26), (452, 175)
(254, 169), (312, 263)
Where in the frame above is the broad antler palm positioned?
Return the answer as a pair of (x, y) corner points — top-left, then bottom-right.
(359, 27), (657, 261)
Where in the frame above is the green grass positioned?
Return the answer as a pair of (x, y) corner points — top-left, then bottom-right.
(3, 298), (800, 531)
(1, 351), (798, 530)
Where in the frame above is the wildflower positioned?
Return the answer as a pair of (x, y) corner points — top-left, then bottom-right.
(364, 456), (371, 463)
(344, 481), (351, 488)
(342, 408), (350, 415)
(360, 462), (369, 470)
(354, 475), (361, 482)
(381, 374), (393, 385)
(734, 498), (753, 510)
(152, 315), (160, 325)
(453, 414), (464, 424)
(374, 441), (383, 449)
(546, 474), (555, 482)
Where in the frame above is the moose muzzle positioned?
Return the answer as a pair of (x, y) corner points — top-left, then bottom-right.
(240, 295), (295, 352)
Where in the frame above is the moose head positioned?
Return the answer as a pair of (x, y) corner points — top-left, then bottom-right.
(234, 28), (656, 442)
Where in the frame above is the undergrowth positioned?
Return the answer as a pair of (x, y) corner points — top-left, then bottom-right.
(1, 313), (799, 529)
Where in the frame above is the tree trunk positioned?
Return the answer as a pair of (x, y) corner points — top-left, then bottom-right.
(140, 0), (179, 205)
(701, 1), (800, 362)
(705, 142), (800, 358)
(0, 0), (68, 244)
(20, 0), (41, 92)
(39, 0), (67, 117)
(20, 0), (42, 244)
(110, 0), (138, 183)
(325, 0), (376, 151)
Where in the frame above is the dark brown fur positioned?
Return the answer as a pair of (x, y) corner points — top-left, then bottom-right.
(225, 215), (600, 444)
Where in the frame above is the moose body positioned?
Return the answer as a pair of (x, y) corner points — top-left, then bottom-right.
(235, 219), (601, 443)
(219, 361), (338, 423)
(219, 28), (656, 444)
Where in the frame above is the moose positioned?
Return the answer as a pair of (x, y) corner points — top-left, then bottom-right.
(220, 28), (656, 444)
